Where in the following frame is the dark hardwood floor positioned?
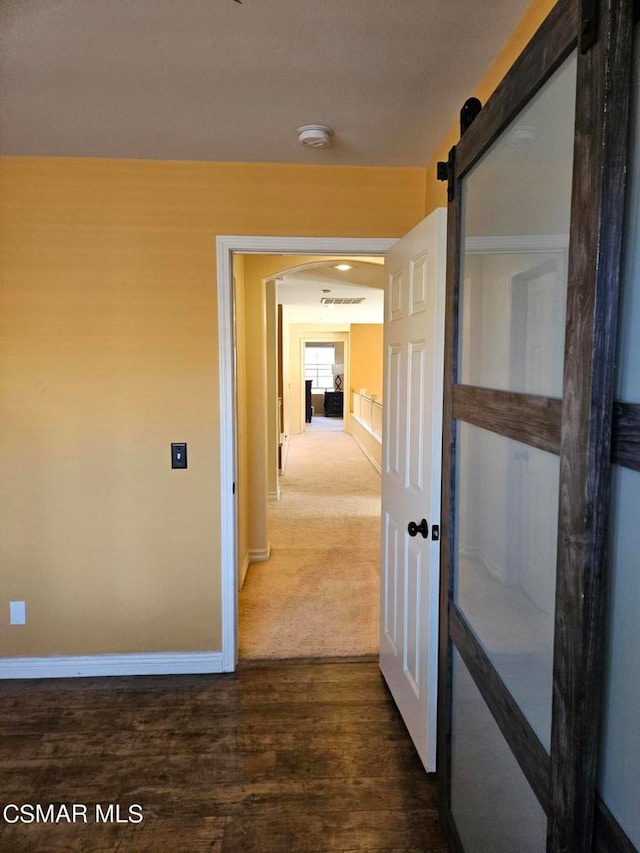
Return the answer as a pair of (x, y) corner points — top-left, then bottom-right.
(0, 660), (449, 852)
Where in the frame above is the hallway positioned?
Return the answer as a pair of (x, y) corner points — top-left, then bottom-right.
(239, 422), (380, 659)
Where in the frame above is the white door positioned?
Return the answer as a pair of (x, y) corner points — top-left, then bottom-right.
(380, 207), (446, 772)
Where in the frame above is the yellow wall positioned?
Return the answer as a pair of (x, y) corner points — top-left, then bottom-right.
(350, 324), (384, 402)
(0, 156), (424, 657)
(424, 0), (558, 213)
(0, 1), (559, 659)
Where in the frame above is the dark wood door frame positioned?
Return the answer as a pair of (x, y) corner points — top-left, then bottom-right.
(436, 1), (634, 851)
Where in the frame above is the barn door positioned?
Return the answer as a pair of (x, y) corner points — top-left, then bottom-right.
(437, 1), (633, 851)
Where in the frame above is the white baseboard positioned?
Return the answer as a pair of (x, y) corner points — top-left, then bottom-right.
(350, 424), (382, 475)
(357, 443), (381, 474)
(0, 651), (225, 680)
(268, 490), (280, 501)
(279, 433), (290, 474)
(239, 551), (251, 589)
(249, 544), (271, 562)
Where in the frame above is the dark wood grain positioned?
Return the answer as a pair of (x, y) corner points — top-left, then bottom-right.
(453, 385), (562, 455)
(611, 401), (640, 471)
(594, 796), (637, 853)
(436, 169), (461, 820)
(450, 605), (551, 813)
(0, 661), (449, 853)
(455, 0), (578, 180)
(549, 1), (634, 850)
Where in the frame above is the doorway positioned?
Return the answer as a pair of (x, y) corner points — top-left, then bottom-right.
(234, 254), (384, 660)
(216, 236), (394, 671)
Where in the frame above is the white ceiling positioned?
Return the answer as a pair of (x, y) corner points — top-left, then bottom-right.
(0, 0), (531, 166)
(277, 259), (384, 324)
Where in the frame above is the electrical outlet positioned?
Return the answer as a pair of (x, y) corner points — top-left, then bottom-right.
(9, 601), (26, 625)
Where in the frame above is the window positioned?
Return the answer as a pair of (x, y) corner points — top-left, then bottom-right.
(305, 345), (335, 392)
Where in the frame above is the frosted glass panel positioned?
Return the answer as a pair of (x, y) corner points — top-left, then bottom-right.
(616, 30), (640, 401)
(455, 422), (558, 747)
(451, 650), (547, 853)
(598, 33), (640, 848)
(598, 458), (640, 846)
(459, 53), (576, 396)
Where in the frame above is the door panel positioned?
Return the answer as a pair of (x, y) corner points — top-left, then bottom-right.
(385, 345), (402, 477)
(407, 341), (426, 492)
(383, 511), (400, 653)
(405, 540), (422, 693)
(460, 251), (568, 397)
(410, 253), (429, 315)
(455, 421), (559, 747)
(458, 51), (576, 399)
(451, 649), (548, 853)
(380, 207), (446, 772)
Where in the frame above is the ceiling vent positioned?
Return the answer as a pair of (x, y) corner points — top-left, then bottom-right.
(320, 297), (365, 305)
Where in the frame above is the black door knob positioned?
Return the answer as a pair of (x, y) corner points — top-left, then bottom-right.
(408, 519), (429, 539)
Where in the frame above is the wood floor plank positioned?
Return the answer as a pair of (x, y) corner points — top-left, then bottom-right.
(0, 661), (448, 852)
(221, 808), (447, 852)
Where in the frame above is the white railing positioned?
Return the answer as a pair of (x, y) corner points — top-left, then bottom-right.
(351, 390), (383, 440)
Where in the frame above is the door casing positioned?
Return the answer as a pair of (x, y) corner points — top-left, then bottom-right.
(216, 235), (396, 671)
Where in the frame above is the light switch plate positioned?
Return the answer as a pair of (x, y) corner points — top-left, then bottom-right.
(10, 601), (26, 625)
(171, 443), (187, 469)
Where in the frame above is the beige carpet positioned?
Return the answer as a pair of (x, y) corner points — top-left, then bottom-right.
(239, 422), (381, 659)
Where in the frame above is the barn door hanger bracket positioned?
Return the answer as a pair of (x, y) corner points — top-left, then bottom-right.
(580, 0), (599, 53)
(459, 97), (482, 136)
(436, 146), (456, 203)
(436, 96), (482, 203)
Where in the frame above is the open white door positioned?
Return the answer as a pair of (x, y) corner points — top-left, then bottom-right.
(380, 207), (446, 772)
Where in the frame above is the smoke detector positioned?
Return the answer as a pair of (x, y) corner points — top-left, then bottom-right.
(297, 125), (334, 149)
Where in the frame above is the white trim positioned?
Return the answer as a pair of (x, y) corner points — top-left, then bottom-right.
(217, 238), (238, 674)
(351, 412), (383, 443)
(465, 234), (569, 254)
(351, 429), (382, 475)
(239, 551), (251, 589)
(248, 545), (271, 562)
(217, 235), (396, 673)
(350, 413), (383, 473)
(0, 651), (224, 680)
(280, 433), (290, 474)
(268, 490), (280, 501)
